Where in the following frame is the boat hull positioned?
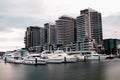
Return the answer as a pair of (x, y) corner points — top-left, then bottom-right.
(23, 59), (46, 65)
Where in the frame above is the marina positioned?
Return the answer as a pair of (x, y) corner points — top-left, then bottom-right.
(1, 0), (120, 80)
(1, 49), (120, 65)
(1, 49), (120, 80)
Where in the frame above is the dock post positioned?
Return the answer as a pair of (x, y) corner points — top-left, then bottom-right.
(98, 55), (100, 62)
(5, 57), (7, 63)
(64, 57), (66, 63)
(35, 58), (37, 65)
(84, 56), (86, 62)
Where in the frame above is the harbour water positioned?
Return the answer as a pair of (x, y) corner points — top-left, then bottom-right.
(1, 59), (120, 80)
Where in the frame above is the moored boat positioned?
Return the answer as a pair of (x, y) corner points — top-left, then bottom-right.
(67, 51), (108, 61)
(40, 50), (63, 63)
(53, 50), (77, 63)
(3, 50), (23, 63)
(23, 54), (46, 65)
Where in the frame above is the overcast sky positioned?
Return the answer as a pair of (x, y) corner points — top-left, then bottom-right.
(0, 0), (120, 51)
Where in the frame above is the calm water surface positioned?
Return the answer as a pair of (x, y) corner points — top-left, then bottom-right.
(0, 59), (120, 80)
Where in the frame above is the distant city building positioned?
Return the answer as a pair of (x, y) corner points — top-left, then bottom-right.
(24, 8), (103, 52)
(76, 38), (96, 51)
(44, 23), (57, 45)
(56, 16), (76, 45)
(24, 26), (44, 50)
(76, 8), (103, 45)
(103, 38), (120, 54)
(76, 8), (103, 51)
(65, 43), (76, 51)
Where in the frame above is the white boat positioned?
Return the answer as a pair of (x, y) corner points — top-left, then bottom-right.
(53, 50), (77, 63)
(45, 55), (63, 63)
(40, 50), (54, 57)
(3, 49), (46, 65)
(3, 53), (14, 63)
(67, 51), (107, 61)
(40, 50), (63, 63)
(3, 52), (23, 64)
(23, 54), (46, 65)
(3, 49), (29, 63)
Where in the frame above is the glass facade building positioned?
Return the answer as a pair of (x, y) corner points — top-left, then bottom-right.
(103, 39), (120, 54)
(56, 16), (76, 45)
(24, 26), (44, 50)
(76, 8), (103, 45)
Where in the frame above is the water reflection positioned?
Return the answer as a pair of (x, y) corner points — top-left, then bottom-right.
(103, 60), (120, 80)
(0, 60), (26, 80)
(0, 59), (120, 80)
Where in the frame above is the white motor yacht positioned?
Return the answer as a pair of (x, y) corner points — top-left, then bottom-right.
(40, 50), (63, 63)
(3, 51), (23, 64)
(3, 49), (46, 65)
(3, 53), (14, 63)
(45, 55), (63, 63)
(23, 54), (46, 65)
(54, 50), (77, 63)
(67, 51), (107, 61)
(40, 50), (54, 57)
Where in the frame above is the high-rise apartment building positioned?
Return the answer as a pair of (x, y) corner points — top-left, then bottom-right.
(24, 26), (44, 50)
(56, 16), (76, 45)
(44, 23), (57, 45)
(76, 8), (103, 45)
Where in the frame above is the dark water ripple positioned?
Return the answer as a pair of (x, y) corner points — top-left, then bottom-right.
(1, 59), (120, 80)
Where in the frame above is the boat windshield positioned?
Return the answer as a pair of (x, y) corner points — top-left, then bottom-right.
(67, 53), (79, 55)
(32, 56), (40, 57)
(44, 52), (51, 54)
(6, 55), (12, 57)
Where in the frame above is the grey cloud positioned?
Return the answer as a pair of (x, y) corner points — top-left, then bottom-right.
(0, 15), (49, 32)
(1, 0), (120, 40)
(0, 0), (46, 18)
(0, 37), (23, 42)
(0, 0), (72, 33)
(103, 13), (120, 39)
(103, 14), (120, 27)
(0, 0), (55, 32)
